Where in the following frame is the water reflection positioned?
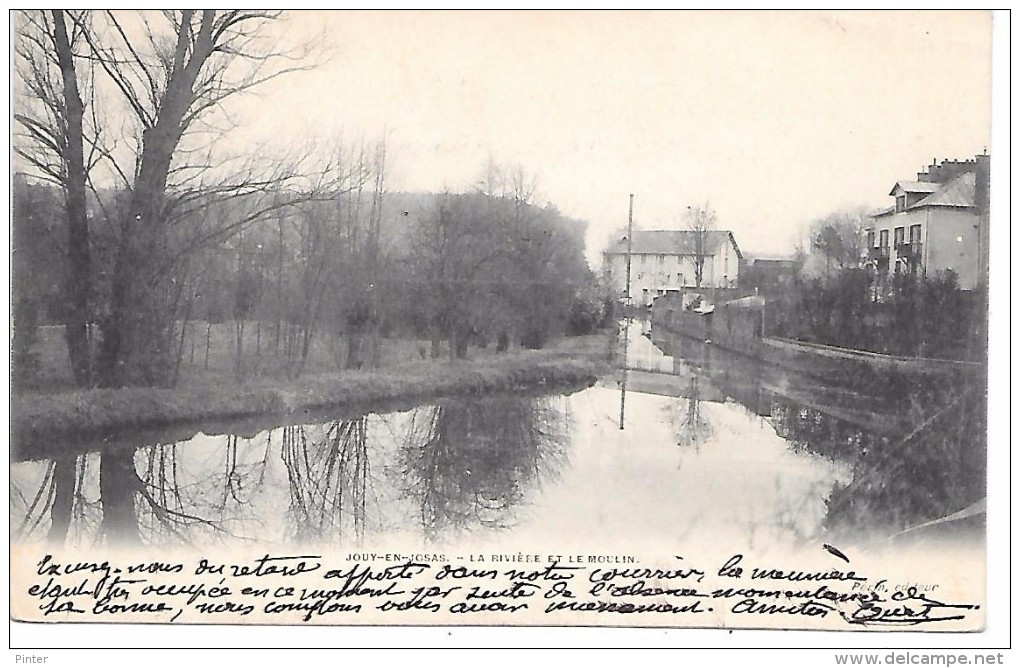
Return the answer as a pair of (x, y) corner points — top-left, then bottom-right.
(667, 375), (712, 451)
(100, 449), (142, 544)
(648, 325), (987, 541)
(11, 326), (985, 550)
(770, 384), (986, 539)
(281, 419), (371, 545)
(11, 395), (568, 549)
(396, 397), (567, 540)
(11, 454), (94, 547)
(129, 437), (275, 546)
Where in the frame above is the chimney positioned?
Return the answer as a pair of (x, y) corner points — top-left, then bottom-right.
(975, 152), (990, 212)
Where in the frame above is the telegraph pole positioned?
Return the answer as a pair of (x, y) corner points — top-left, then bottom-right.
(620, 194), (634, 430)
(625, 194), (634, 303)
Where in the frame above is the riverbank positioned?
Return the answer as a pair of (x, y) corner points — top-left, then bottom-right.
(650, 299), (983, 394)
(11, 335), (611, 457)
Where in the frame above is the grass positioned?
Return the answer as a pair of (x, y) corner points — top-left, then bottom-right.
(20, 322), (456, 393)
(11, 326), (613, 457)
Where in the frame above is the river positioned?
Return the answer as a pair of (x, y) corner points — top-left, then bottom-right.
(10, 322), (985, 556)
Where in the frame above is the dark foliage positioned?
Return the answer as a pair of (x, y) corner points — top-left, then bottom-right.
(770, 376), (986, 537)
(767, 269), (985, 362)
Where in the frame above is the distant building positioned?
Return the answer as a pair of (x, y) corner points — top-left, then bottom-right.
(604, 229), (742, 305)
(865, 153), (990, 290)
(741, 256), (798, 298)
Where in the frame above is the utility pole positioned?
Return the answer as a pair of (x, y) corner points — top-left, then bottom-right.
(625, 194), (634, 303)
(620, 194), (634, 430)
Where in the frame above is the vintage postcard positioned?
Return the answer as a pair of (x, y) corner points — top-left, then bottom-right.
(9, 9), (997, 641)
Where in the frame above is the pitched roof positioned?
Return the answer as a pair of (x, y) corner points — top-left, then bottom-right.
(605, 229), (741, 259)
(749, 257), (797, 266)
(889, 181), (940, 196)
(908, 171), (976, 209)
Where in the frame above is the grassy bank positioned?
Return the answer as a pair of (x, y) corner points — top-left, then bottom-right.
(12, 335), (611, 456)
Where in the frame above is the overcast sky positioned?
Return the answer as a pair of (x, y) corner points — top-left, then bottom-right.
(176, 11), (994, 262)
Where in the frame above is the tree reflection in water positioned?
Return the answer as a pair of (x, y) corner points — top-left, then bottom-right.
(217, 434), (272, 508)
(668, 375), (712, 452)
(133, 435), (272, 545)
(769, 379), (986, 538)
(12, 433), (276, 548)
(12, 397), (572, 548)
(280, 417), (372, 545)
(397, 396), (567, 540)
(11, 455), (95, 547)
(100, 449), (142, 544)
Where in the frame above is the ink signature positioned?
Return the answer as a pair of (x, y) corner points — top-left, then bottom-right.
(841, 586), (979, 626)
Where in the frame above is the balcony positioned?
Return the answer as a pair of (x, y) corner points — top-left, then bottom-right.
(896, 241), (923, 258)
(868, 246), (891, 260)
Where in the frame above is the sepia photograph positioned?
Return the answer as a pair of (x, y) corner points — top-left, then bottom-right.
(7, 8), (1008, 654)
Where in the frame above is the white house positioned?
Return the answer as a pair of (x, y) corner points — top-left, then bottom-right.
(865, 154), (989, 290)
(604, 229), (742, 305)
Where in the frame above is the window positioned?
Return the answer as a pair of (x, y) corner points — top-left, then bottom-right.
(879, 230), (889, 247)
(909, 224), (922, 244)
(866, 230), (875, 248)
(894, 227), (905, 246)
(896, 195), (906, 212)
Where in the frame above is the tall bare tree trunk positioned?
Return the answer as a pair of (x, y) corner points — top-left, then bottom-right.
(235, 318), (246, 378)
(52, 10), (92, 387)
(430, 323), (442, 359)
(98, 10), (215, 387)
(204, 322), (212, 370)
(274, 213), (284, 357)
(346, 334), (362, 369)
(100, 156), (174, 386)
(367, 141), (385, 368)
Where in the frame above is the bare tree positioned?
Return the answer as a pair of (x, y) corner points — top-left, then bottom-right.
(14, 10), (97, 386)
(410, 192), (511, 359)
(809, 207), (870, 276)
(329, 139), (387, 370)
(406, 161), (592, 359)
(684, 202), (717, 289)
(812, 224), (844, 280)
(68, 10), (322, 386)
